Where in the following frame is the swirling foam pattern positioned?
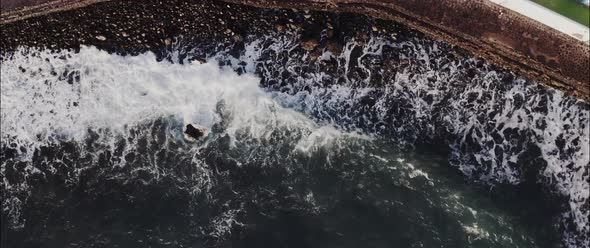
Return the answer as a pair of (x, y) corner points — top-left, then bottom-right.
(1, 29), (589, 247)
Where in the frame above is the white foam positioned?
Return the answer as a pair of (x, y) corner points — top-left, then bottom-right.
(216, 35), (589, 245)
(0, 46), (349, 160)
(2, 34), (589, 245)
(1, 46), (368, 234)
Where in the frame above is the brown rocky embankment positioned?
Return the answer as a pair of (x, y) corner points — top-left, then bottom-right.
(2, 0), (589, 101)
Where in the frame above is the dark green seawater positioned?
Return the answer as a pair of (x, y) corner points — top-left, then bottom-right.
(2, 10), (589, 248)
(0, 116), (562, 248)
(0, 47), (572, 248)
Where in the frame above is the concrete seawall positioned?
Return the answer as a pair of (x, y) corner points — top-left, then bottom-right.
(1, 0), (589, 101)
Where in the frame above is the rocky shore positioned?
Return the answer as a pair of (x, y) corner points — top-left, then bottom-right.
(3, 0), (589, 101)
(0, 0), (469, 87)
(1, 0), (588, 247)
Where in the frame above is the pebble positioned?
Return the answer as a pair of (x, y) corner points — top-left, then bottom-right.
(95, 35), (107, 41)
(232, 34), (243, 42)
(327, 29), (334, 39)
(300, 39), (318, 51)
(355, 39), (365, 47)
(327, 41), (343, 56)
(310, 50), (321, 60)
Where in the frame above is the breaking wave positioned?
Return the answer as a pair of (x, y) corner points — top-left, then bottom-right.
(203, 33), (589, 246)
(1, 31), (589, 247)
(1, 46), (369, 243)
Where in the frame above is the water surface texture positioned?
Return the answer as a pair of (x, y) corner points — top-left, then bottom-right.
(1, 11), (589, 248)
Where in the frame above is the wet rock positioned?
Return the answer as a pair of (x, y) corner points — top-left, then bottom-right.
(286, 23), (297, 29)
(300, 38), (318, 51)
(184, 124), (207, 140)
(327, 29), (335, 39)
(355, 38), (365, 47)
(310, 49), (322, 60)
(193, 57), (207, 64)
(327, 41), (343, 56)
(232, 34), (243, 42)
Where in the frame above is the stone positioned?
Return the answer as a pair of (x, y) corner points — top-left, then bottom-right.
(310, 50), (321, 60)
(355, 38), (365, 47)
(300, 38), (318, 51)
(327, 29), (335, 39)
(327, 41), (343, 56)
(184, 124), (208, 141)
(95, 35), (107, 41)
(232, 34), (243, 42)
(193, 57), (207, 64)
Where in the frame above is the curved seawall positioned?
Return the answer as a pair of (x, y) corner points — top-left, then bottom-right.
(3, 0), (589, 101)
(1, 0), (589, 247)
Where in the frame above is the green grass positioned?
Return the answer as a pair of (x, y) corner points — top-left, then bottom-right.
(531, 0), (590, 27)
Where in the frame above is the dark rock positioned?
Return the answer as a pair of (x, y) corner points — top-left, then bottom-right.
(326, 41), (342, 56)
(184, 124), (207, 140)
(300, 38), (318, 51)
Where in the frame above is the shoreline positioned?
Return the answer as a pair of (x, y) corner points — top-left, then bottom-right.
(1, 0), (589, 102)
(1, 1), (588, 246)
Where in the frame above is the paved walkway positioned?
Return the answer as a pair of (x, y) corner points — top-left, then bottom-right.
(491, 0), (589, 44)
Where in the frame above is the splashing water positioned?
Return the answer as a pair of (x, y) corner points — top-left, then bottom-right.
(1, 33), (589, 248)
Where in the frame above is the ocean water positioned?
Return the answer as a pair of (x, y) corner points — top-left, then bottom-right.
(1, 33), (589, 247)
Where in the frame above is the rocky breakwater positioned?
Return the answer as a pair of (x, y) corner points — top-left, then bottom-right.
(1, 0), (589, 247)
